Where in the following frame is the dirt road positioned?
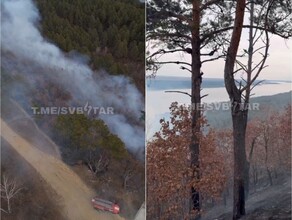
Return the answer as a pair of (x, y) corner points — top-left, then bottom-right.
(1, 118), (124, 220)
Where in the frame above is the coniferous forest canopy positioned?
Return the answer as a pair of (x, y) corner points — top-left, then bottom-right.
(35, 0), (145, 92)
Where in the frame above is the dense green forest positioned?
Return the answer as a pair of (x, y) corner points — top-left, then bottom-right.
(53, 114), (128, 161)
(35, 0), (145, 92)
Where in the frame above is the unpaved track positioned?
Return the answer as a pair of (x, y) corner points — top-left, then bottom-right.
(1, 118), (124, 220)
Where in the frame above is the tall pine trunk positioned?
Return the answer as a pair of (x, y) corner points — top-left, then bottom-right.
(232, 109), (248, 219)
(190, 1), (202, 217)
(223, 0), (247, 219)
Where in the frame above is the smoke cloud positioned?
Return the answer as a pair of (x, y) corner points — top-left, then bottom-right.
(1, 0), (144, 153)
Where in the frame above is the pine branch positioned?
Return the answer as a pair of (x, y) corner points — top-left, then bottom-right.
(180, 66), (192, 73)
(147, 48), (186, 59)
(147, 31), (192, 41)
(167, 11), (193, 26)
(201, 55), (225, 64)
(200, 0), (224, 11)
(201, 94), (209, 99)
(201, 25), (291, 43)
(154, 61), (192, 67)
(165, 91), (192, 98)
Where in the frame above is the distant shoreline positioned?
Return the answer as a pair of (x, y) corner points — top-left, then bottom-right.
(147, 76), (292, 91)
(147, 90), (292, 138)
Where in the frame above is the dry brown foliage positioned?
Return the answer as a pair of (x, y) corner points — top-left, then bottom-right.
(147, 102), (227, 220)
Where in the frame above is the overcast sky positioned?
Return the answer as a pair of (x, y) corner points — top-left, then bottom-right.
(152, 33), (292, 81)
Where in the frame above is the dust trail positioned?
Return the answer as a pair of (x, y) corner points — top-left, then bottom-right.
(1, 118), (125, 220)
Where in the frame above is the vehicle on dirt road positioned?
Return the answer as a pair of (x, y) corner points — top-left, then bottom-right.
(91, 197), (120, 214)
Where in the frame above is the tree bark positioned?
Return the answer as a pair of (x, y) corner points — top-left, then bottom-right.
(266, 167), (273, 186)
(190, 1), (202, 216)
(223, 0), (247, 219)
(232, 110), (248, 219)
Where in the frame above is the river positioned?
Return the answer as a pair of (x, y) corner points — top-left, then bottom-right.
(146, 77), (291, 139)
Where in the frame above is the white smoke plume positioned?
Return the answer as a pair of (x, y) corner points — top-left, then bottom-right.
(1, 0), (145, 153)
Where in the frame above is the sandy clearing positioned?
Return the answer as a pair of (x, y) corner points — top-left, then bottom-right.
(1, 118), (124, 220)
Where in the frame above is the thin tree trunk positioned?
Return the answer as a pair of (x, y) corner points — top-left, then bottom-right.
(245, 0), (254, 103)
(264, 132), (272, 186)
(252, 164), (258, 190)
(223, 190), (227, 206)
(245, 161), (250, 199)
(7, 198), (11, 214)
(245, 2), (254, 199)
(274, 169), (278, 179)
(246, 136), (257, 199)
(266, 167), (273, 185)
(255, 166), (258, 187)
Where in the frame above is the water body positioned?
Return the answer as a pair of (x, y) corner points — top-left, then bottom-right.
(146, 76), (291, 139)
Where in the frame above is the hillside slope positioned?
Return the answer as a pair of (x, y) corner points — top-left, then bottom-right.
(202, 178), (291, 219)
(1, 119), (124, 220)
(1, 98), (61, 159)
(206, 91), (292, 128)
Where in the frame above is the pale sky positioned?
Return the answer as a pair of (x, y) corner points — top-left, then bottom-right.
(153, 34), (292, 81)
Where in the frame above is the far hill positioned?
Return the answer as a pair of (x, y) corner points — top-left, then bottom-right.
(206, 91), (292, 128)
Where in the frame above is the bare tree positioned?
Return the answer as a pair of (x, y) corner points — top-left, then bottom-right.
(85, 150), (110, 175)
(1, 174), (23, 214)
(123, 169), (134, 190)
(122, 159), (136, 190)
